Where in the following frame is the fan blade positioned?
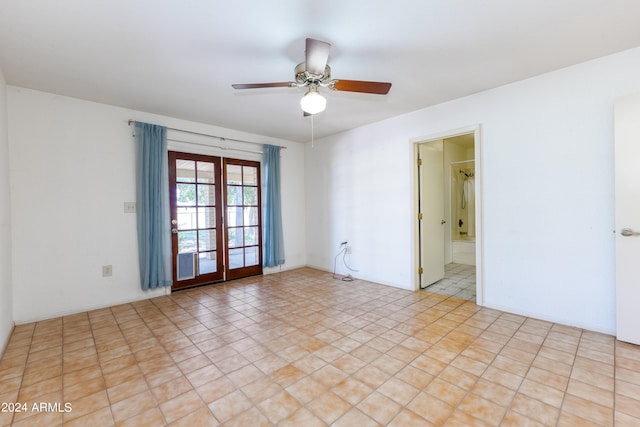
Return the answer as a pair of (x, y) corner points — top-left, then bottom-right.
(232, 82), (294, 89)
(305, 38), (331, 76)
(332, 80), (392, 95)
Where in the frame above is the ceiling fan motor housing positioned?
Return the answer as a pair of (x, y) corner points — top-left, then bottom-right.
(295, 62), (331, 86)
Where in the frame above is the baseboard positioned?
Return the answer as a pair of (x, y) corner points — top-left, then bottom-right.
(303, 264), (413, 291)
(13, 288), (166, 325)
(483, 302), (616, 337)
(263, 263), (307, 275)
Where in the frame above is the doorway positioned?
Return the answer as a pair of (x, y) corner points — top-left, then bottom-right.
(168, 152), (262, 290)
(414, 126), (483, 304)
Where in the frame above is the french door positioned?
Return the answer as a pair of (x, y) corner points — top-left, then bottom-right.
(168, 152), (262, 290)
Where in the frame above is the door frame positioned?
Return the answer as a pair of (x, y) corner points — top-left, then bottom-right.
(411, 124), (484, 305)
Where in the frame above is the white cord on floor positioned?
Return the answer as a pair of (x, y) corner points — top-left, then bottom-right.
(333, 244), (358, 281)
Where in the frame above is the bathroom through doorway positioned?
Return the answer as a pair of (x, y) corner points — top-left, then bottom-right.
(414, 126), (482, 304)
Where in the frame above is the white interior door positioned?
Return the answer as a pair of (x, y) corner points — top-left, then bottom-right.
(614, 92), (640, 345)
(419, 141), (445, 287)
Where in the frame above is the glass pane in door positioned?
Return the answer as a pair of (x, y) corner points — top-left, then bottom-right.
(224, 160), (262, 279)
(198, 252), (217, 275)
(176, 160), (196, 182)
(170, 153), (224, 289)
(197, 162), (215, 183)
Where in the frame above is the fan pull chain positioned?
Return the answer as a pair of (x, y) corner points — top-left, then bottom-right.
(311, 114), (315, 148)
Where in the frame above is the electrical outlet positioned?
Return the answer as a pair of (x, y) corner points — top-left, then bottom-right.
(345, 245), (352, 254)
(102, 265), (112, 277)
(124, 202), (136, 213)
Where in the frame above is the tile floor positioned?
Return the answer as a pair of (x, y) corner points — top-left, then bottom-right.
(423, 264), (476, 302)
(1, 267), (640, 426)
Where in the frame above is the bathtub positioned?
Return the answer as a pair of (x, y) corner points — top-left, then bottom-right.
(452, 238), (475, 265)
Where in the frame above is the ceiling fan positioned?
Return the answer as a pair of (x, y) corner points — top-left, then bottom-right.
(232, 38), (392, 115)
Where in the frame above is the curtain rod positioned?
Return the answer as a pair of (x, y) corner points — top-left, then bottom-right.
(166, 137), (263, 155)
(128, 120), (287, 150)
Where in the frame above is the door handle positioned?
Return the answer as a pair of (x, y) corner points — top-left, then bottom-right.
(621, 228), (640, 237)
(171, 229), (178, 234)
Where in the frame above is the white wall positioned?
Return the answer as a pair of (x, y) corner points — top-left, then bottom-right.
(7, 88), (305, 323)
(0, 68), (13, 354)
(305, 47), (640, 335)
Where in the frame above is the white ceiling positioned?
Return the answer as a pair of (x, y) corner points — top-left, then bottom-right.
(1, 1), (640, 143)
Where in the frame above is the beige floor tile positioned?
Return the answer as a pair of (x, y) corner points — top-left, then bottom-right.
(352, 364), (392, 388)
(310, 363), (348, 388)
(17, 375), (62, 401)
(377, 377), (420, 406)
(256, 389), (300, 423)
(307, 391), (352, 424)
(65, 407), (114, 427)
(177, 353), (212, 374)
(567, 378), (614, 408)
(270, 364), (305, 387)
(458, 392), (507, 425)
(11, 410), (63, 427)
(356, 391), (402, 424)
(207, 389), (252, 422)
(223, 363), (261, 388)
(445, 409), (494, 426)
(151, 375), (194, 403)
(524, 366), (568, 391)
(238, 375), (280, 403)
(285, 375), (327, 404)
(616, 378), (640, 400)
(411, 353), (448, 376)
(64, 389), (110, 422)
(333, 407), (380, 427)
(517, 378), (564, 408)
(159, 389), (205, 424)
(615, 394), (640, 419)
(115, 407), (164, 427)
(407, 391), (454, 425)
(395, 364), (434, 389)
(615, 410), (640, 427)
(501, 410), (546, 427)
(278, 407), (325, 427)
(511, 393), (560, 426)
(167, 406), (218, 427)
(616, 366), (640, 387)
(291, 353), (327, 374)
(109, 390), (157, 423)
(451, 353), (489, 376)
(388, 409), (436, 427)
(222, 406), (270, 427)
(106, 374), (149, 404)
(2, 267), (640, 427)
(424, 377), (468, 407)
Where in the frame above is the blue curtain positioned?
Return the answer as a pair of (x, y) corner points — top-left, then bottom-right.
(134, 122), (172, 289)
(263, 144), (285, 267)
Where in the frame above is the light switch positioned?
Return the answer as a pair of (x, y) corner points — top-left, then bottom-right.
(102, 265), (112, 277)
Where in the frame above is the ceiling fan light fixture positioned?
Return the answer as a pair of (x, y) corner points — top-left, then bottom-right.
(300, 86), (326, 114)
